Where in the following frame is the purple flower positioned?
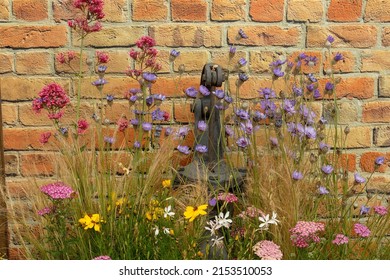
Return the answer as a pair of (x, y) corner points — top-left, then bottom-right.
(129, 95), (138, 103)
(130, 119), (139, 127)
(253, 111), (266, 122)
(272, 68), (284, 77)
(260, 99), (277, 118)
(354, 173), (366, 184)
(224, 95), (233, 104)
(235, 109), (250, 120)
(165, 127), (173, 136)
(318, 186), (329, 195)
(197, 120), (207, 132)
(325, 82), (334, 91)
(293, 85), (303, 97)
(238, 72), (249, 82)
(327, 35), (335, 43)
(283, 99), (296, 115)
(151, 108), (165, 121)
(292, 171), (303, 180)
(213, 89), (225, 99)
(319, 142), (329, 154)
(270, 59), (287, 67)
(240, 121), (253, 135)
(307, 73), (317, 83)
(177, 145), (190, 155)
(313, 89), (321, 99)
(92, 78), (108, 87)
(209, 198), (217, 207)
(270, 137), (278, 147)
(229, 45), (236, 54)
(98, 65), (107, 73)
(185, 87), (198, 98)
(236, 137), (250, 148)
(199, 85), (210, 96)
(142, 72), (157, 82)
(321, 165), (333, 175)
(142, 122), (152, 131)
(306, 83), (315, 92)
(133, 141), (141, 149)
(298, 52), (307, 60)
(146, 96), (154, 107)
(375, 156), (385, 166)
(104, 136), (115, 144)
(106, 94), (114, 102)
(360, 205), (370, 215)
(41, 182), (75, 200)
(225, 125), (234, 137)
(304, 56), (318, 67)
(195, 144), (208, 153)
(319, 117), (328, 125)
(153, 94), (166, 102)
(170, 49), (180, 57)
(177, 126), (189, 137)
(238, 57), (247, 67)
(304, 126), (317, 139)
(60, 127), (68, 135)
(258, 87), (276, 99)
(334, 52), (343, 62)
(238, 28), (248, 39)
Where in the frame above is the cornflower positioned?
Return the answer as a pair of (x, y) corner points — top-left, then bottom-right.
(197, 120), (207, 131)
(354, 173), (366, 184)
(185, 87), (198, 98)
(177, 145), (190, 155)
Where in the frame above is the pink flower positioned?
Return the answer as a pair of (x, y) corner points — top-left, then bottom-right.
(354, 223), (371, 238)
(238, 206), (264, 219)
(332, 234), (349, 245)
(36, 83), (70, 110)
(117, 118), (128, 132)
(253, 240), (283, 260)
(37, 206), (54, 216)
(69, 0), (105, 34)
(96, 51), (109, 64)
(77, 119), (89, 134)
(290, 221), (325, 248)
(39, 132), (52, 144)
(374, 206), (388, 216)
(217, 192), (238, 203)
(40, 182), (75, 200)
(136, 36), (156, 49)
(93, 255), (111, 260)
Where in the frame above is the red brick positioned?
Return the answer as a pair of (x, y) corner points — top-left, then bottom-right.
(287, 51), (322, 74)
(0, 77), (70, 101)
(319, 77), (375, 100)
(132, 0), (167, 21)
(171, 0), (207, 22)
(55, 51), (89, 74)
(173, 51), (209, 72)
(212, 0), (246, 21)
(76, 26), (145, 47)
(383, 27), (390, 47)
(20, 153), (56, 176)
(361, 50), (390, 72)
(101, 50), (130, 74)
(15, 52), (52, 75)
(338, 154), (356, 172)
(52, 0), (75, 22)
(367, 175), (390, 193)
(3, 128), (59, 151)
(0, 25), (67, 48)
(364, 0), (390, 22)
(173, 102), (193, 123)
(379, 75), (390, 97)
(1, 103), (18, 125)
(211, 50), (247, 71)
(103, 0), (128, 22)
(324, 51), (356, 73)
(249, 0), (284, 22)
(360, 151), (389, 173)
(362, 101), (390, 123)
(13, 0), (47, 21)
(150, 25), (222, 47)
(287, 0), (323, 23)
(153, 75), (200, 98)
(228, 26), (301, 47)
(326, 126), (372, 148)
(78, 76), (139, 98)
(327, 0), (362, 22)
(338, 101), (359, 124)
(0, 0), (9, 20)
(0, 52), (13, 73)
(4, 153), (18, 175)
(376, 126), (390, 147)
(307, 25), (377, 48)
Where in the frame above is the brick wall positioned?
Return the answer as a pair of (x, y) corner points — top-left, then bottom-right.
(1, 0), (390, 258)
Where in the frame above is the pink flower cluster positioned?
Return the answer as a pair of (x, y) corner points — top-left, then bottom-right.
(374, 205), (388, 216)
(32, 83), (70, 120)
(68, 0), (105, 34)
(117, 118), (129, 132)
(37, 206), (54, 216)
(77, 119), (89, 134)
(238, 206), (265, 219)
(290, 221), (325, 248)
(93, 255), (111, 260)
(96, 51), (109, 64)
(217, 192), (238, 203)
(40, 182), (75, 200)
(253, 240), (283, 260)
(332, 234), (349, 245)
(39, 132), (52, 144)
(354, 223), (371, 238)
(56, 51), (76, 64)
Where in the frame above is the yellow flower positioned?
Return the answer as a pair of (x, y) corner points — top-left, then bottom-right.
(184, 204), (207, 222)
(79, 214), (102, 232)
(162, 179), (171, 188)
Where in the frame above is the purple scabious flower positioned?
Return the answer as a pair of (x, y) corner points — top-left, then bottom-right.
(238, 57), (247, 67)
(325, 82), (334, 91)
(142, 72), (157, 82)
(307, 73), (318, 83)
(313, 89), (321, 99)
(165, 127), (173, 136)
(235, 109), (250, 120)
(318, 186), (329, 195)
(319, 142), (329, 154)
(236, 137), (250, 148)
(270, 59), (287, 67)
(292, 171), (303, 180)
(185, 87), (198, 98)
(238, 28), (248, 39)
(224, 95), (233, 104)
(304, 56), (318, 67)
(287, 123), (304, 138)
(327, 35), (335, 43)
(229, 45), (236, 54)
(225, 125), (234, 137)
(153, 94), (166, 102)
(130, 118), (139, 127)
(375, 156), (385, 166)
(170, 49), (180, 58)
(195, 144), (208, 153)
(360, 205), (370, 215)
(129, 88), (141, 95)
(199, 85), (210, 96)
(300, 105), (316, 125)
(177, 126), (189, 137)
(197, 120), (207, 132)
(304, 126), (317, 139)
(151, 108), (165, 121)
(298, 52), (307, 60)
(321, 165), (334, 175)
(142, 122), (152, 132)
(133, 141), (141, 148)
(106, 94), (114, 102)
(354, 173), (366, 184)
(41, 182), (75, 200)
(213, 89), (225, 99)
(177, 145), (190, 155)
(209, 198), (217, 207)
(334, 52), (343, 62)
(260, 99), (277, 118)
(253, 111), (266, 122)
(238, 72), (249, 82)
(293, 85), (303, 97)
(92, 78), (108, 87)
(306, 83), (315, 92)
(104, 136), (115, 144)
(98, 65), (107, 73)
(240, 121), (253, 135)
(129, 95), (138, 103)
(283, 99), (296, 115)
(272, 68), (284, 78)
(258, 87), (276, 99)
(146, 96), (154, 107)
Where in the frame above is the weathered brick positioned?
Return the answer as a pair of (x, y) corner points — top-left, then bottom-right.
(6, 178), (56, 199)
(338, 100), (360, 124)
(173, 51), (209, 72)
(324, 51), (356, 74)
(360, 151), (389, 173)
(287, 51), (322, 73)
(156, 50), (170, 73)
(52, 0), (75, 22)
(337, 154), (356, 172)
(361, 50), (390, 72)
(132, 0), (167, 21)
(1, 103), (18, 125)
(326, 126), (371, 148)
(212, 0), (245, 21)
(98, 50), (130, 74)
(320, 77), (375, 100)
(150, 25), (222, 47)
(4, 154), (18, 175)
(55, 51), (89, 74)
(20, 153), (56, 176)
(0, 0), (9, 20)
(153, 75), (199, 98)
(79, 76), (139, 98)
(367, 175), (390, 194)
(287, 0), (323, 23)
(103, 0), (128, 22)
(0, 77), (70, 101)
(383, 27), (390, 47)
(13, 0), (47, 21)
(307, 25), (377, 48)
(363, 101), (390, 123)
(76, 26), (145, 47)
(173, 102), (193, 123)
(171, 0), (207, 22)
(379, 76), (390, 97)
(15, 52), (52, 75)
(3, 128), (57, 151)
(232, 76), (274, 99)
(249, 51), (280, 74)
(249, 0), (284, 22)
(0, 52), (13, 73)
(327, 0), (362, 22)
(228, 26), (301, 47)
(364, 0), (390, 22)
(0, 25), (67, 48)
(211, 50), (247, 71)
(375, 126), (390, 147)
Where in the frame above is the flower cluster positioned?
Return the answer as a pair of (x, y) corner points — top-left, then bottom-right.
(68, 0), (105, 34)
(253, 240), (283, 260)
(290, 221), (325, 248)
(40, 182), (75, 200)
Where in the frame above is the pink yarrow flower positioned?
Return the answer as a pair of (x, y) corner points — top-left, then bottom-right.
(37, 206), (54, 216)
(93, 255), (112, 260)
(354, 223), (371, 238)
(374, 206), (388, 216)
(253, 240), (283, 260)
(40, 182), (75, 200)
(290, 221), (325, 248)
(217, 192), (238, 203)
(332, 234), (349, 245)
(117, 118), (129, 132)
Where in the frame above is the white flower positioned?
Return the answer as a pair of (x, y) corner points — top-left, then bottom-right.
(153, 226), (159, 236)
(163, 227), (171, 235)
(164, 205), (175, 218)
(211, 236), (224, 248)
(259, 211), (280, 230)
(205, 219), (221, 236)
(215, 211), (233, 229)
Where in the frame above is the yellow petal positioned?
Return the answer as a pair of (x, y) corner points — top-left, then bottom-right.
(198, 204), (208, 211)
(94, 224), (101, 232)
(91, 214), (100, 222)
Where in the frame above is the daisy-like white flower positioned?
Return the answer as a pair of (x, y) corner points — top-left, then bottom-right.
(205, 219), (220, 236)
(164, 205), (175, 219)
(153, 226), (159, 236)
(163, 227), (171, 235)
(211, 236), (224, 248)
(259, 211), (280, 230)
(215, 211), (233, 229)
